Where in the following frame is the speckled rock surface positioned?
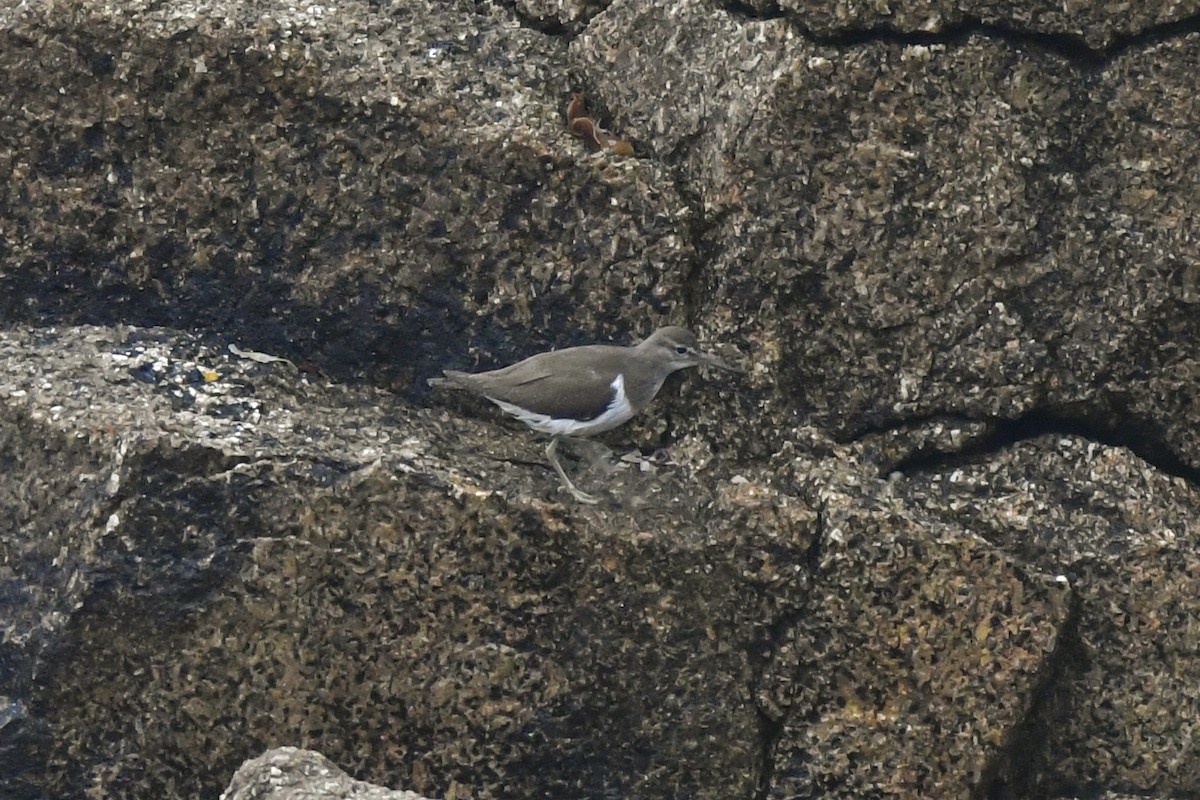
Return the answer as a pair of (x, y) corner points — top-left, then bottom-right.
(772, 0), (1200, 50)
(574, 0), (1200, 469)
(222, 747), (432, 800)
(761, 439), (1069, 797)
(2, 0), (1200, 798)
(513, 0), (610, 34)
(0, 325), (1064, 799)
(0, 0), (693, 391)
(905, 435), (1200, 796)
(0, 324), (763, 798)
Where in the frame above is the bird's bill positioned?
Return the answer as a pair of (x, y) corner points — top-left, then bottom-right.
(697, 350), (743, 373)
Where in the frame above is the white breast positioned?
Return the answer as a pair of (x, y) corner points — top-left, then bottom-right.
(488, 373), (635, 437)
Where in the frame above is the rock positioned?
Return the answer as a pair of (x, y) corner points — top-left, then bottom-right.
(0, 0), (692, 393)
(574, 0), (1200, 469)
(905, 434), (1200, 795)
(2, 0), (1200, 797)
(773, 0), (1196, 50)
(221, 747), (432, 800)
(0, 324), (1068, 798)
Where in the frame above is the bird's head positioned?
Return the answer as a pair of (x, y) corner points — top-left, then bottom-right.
(640, 326), (741, 373)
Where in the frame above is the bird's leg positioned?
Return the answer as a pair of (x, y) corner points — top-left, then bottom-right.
(546, 436), (600, 505)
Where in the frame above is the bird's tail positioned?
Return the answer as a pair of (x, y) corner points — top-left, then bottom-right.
(426, 370), (471, 389)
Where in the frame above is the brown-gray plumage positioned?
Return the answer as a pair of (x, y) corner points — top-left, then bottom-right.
(430, 326), (739, 503)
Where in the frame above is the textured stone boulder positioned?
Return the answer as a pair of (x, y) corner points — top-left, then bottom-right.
(905, 435), (1200, 796)
(1, 0), (1199, 798)
(574, 0), (1200, 466)
(1, 325), (1067, 799)
(221, 747), (432, 800)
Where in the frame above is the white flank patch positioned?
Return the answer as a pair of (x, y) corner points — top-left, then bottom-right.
(489, 373), (635, 436)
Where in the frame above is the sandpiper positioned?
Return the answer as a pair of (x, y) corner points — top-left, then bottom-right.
(430, 326), (739, 503)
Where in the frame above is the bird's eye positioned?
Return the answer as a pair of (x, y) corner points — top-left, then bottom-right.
(675, 345), (690, 355)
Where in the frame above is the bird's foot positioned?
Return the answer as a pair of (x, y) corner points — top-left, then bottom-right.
(561, 484), (601, 505)
(547, 436), (603, 505)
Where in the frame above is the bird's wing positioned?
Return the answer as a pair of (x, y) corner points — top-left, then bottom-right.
(472, 348), (622, 422)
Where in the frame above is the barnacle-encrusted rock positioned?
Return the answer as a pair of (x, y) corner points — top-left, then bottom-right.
(0, 325), (1068, 799)
(772, 0), (1197, 50)
(761, 439), (1070, 796)
(906, 435), (1200, 795)
(574, 0), (1200, 469)
(221, 747), (432, 800)
(3, 0), (1200, 797)
(0, 0), (693, 392)
(0, 325), (781, 798)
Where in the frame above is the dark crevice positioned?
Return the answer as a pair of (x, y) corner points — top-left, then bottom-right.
(975, 587), (1088, 800)
(803, 18), (1105, 66)
(488, 0), (602, 38)
(846, 409), (983, 447)
(492, 454), (551, 473)
(721, 0), (786, 22)
(662, 130), (721, 330)
(746, 616), (798, 800)
(509, 8), (573, 37)
(803, 511), (824, 572)
(721, 0), (1200, 68)
(753, 705), (785, 800)
(746, 507), (824, 799)
(884, 409), (1200, 489)
(680, 216), (713, 329)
